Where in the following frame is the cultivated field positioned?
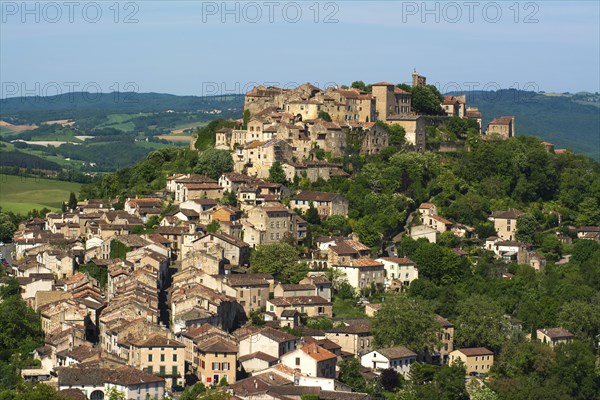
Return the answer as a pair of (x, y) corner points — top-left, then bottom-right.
(0, 120), (38, 133)
(0, 174), (81, 214)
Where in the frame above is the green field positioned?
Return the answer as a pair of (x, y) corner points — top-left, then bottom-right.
(0, 174), (81, 214)
(98, 113), (150, 132)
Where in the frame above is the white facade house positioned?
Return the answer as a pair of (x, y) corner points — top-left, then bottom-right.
(361, 347), (417, 378)
(280, 342), (337, 378)
(376, 257), (419, 287)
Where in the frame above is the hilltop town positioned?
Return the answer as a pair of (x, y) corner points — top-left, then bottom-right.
(1, 73), (599, 400)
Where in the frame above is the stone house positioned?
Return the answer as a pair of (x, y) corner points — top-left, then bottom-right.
(536, 327), (574, 347)
(333, 258), (385, 292)
(486, 116), (515, 139)
(375, 257), (419, 289)
(386, 114), (426, 151)
(370, 82), (411, 121)
(266, 296), (332, 318)
(290, 191), (349, 218)
(489, 209), (524, 241)
(195, 232), (250, 267)
(129, 333), (186, 389)
(449, 348), (494, 375)
(325, 321), (373, 356)
(195, 336), (238, 385)
(236, 326), (298, 359)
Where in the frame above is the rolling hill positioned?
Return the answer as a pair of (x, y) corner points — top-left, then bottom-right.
(452, 89), (600, 160)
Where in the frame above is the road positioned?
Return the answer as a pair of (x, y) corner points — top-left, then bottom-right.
(0, 243), (16, 266)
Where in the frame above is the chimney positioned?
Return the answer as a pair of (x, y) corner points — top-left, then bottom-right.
(269, 374), (274, 380)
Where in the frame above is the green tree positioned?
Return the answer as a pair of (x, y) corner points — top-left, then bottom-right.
(0, 296), (44, 354)
(351, 81), (368, 92)
(318, 111), (332, 122)
(377, 121), (406, 148)
(78, 262), (108, 289)
(321, 215), (352, 236)
(0, 278), (21, 299)
(109, 240), (131, 259)
(557, 301), (600, 340)
(268, 161), (287, 184)
(576, 196), (600, 226)
(106, 387), (126, 400)
(380, 368), (400, 391)
(180, 382), (206, 400)
(372, 295), (440, 354)
(470, 386), (499, 400)
(539, 234), (562, 261)
(454, 295), (510, 351)
(195, 149), (234, 180)
(67, 192), (78, 210)
(145, 215), (160, 231)
(206, 220), (221, 233)
(553, 341), (600, 400)
(0, 213), (16, 242)
(305, 202), (321, 225)
(338, 357), (367, 393)
(571, 239), (600, 265)
(221, 190), (238, 207)
(250, 243), (308, 283)
(410, 85), (443, 115)
(242, 109), (251, 129)
(516, 214), (540, 244)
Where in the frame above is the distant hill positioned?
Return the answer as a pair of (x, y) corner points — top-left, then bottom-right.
(0, 92), (244, 124)
(449, 89), (600, 160)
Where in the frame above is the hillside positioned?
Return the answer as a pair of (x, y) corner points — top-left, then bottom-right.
(451, 89), (600, 160)
(0, 174), (81, 214)
(0, 92), (244, 123)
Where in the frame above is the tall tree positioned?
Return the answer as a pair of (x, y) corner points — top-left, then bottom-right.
(410, 85), (443, 115)
(0, 212), (16, 242)
(268, 161), (287, 184)
(250, 243), (308, 283)
(195, 148), (234, 179)
(67, 192), (78, 210)
(454, 295), (511, 351)
(372, 294), (440, 354)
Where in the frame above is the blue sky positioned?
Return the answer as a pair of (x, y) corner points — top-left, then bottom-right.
(1, 1), (599, 97)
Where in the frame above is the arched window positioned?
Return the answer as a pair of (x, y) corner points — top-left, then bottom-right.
(90, 390), (105, 400)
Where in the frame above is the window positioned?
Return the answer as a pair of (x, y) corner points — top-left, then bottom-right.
(212, 362), (220, 370)
(147, 366), (153, 374)
(160, 354), (165, 362)
(172, 366), (178, 376)
(295, 357), (300, 366)
(223, 362), (230, 370)
(148, 354), (153, 362)
(160, 366), (165, 375)
(173, 354), (177, 362)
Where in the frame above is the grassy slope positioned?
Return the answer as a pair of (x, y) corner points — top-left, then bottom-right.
(333, 298), (367, 318)
(0, 174), (81, 214)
